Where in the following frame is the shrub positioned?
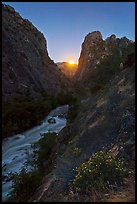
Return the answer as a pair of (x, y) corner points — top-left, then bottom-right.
(95, 53), (121, 85)
(90, 43), (135, 89)
(124, 53), (135, 68)
(56, 92), (77, 106)
(9, 132), (57, 201)
(32, 132), (57, 170)
(67, 104), (79, 123)
(71, 151), (130, 194)
(90, 85), (102, 94)
(10, 168), (42, 202)
(70, 147), (82, 157)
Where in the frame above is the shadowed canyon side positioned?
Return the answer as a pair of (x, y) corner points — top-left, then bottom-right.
(2, 4), (68, 102)
(2, 4), (72, 139)
(29, 31), (135, 202)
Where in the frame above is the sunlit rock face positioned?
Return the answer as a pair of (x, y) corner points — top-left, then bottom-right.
(56, 62), (77, 79)
(2, 4), (67, 102)
(76, 31), (104, 81)
(75, 31), (133, 83)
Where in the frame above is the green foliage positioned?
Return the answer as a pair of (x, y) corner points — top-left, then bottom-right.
(56, 92), (77, 106)
(121, 42), (135, 64)
(74, 84), (86, 97)
(90, 85), (102, 94)
(62, 93), (80, 123)
(124, 52), (135, 68)
(90, 43), (135, 90)
(10, 168), (42, 202)
(2, 95), (54, 138)
(2, 91), (77, 139)
(95, 53), (121, 85)
(67, 103), (79, 123)
(10, 132), (57, 201)
(32, 132), (57, 170)
(71, 151), (130, 194)
(70, 147), (82, 157)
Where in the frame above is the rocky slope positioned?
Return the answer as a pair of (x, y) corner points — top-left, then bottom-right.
(2, 4), (68, 102)
(30, 68), (135, 202)
(57, 62), (77, 79)
(28, 32), (135, 202)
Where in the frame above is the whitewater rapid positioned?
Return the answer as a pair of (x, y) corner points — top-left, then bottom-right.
(2, 105), (69, 202)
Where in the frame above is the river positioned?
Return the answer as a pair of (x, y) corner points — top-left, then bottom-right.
(2, 105), (69, 202)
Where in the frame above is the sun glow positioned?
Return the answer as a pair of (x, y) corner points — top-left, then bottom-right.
(68, 60), (74, 65)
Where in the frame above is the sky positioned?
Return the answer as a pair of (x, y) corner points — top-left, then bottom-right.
(3, 2), (135, 64)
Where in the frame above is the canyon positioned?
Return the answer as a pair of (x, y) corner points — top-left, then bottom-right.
(2, 4), (135, 202)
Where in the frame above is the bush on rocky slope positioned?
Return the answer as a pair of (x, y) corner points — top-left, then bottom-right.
(89, 43), (135, 93)
(32, 132), (57, 171)
(70, 151), (131, 194)
(10, 168), (42, 202)
(9, 132), (57, 202)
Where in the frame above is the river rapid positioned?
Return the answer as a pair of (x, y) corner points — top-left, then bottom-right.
(2, 105), (69, 202)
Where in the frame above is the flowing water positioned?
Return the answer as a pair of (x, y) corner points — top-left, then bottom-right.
(2, 105), (69, 202)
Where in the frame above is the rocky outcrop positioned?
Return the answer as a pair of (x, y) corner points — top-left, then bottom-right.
(56, 62), (77, 79)
(75, 31), (133, 83)
(2, 4), (68, 102)
(76, 31), (103, 81)
(48, 117), (56, 124)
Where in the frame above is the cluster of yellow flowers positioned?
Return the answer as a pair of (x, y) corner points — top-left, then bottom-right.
(71, 150), (130, 193)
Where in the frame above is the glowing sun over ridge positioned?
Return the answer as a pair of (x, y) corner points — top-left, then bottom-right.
(68, 60), (74, 65)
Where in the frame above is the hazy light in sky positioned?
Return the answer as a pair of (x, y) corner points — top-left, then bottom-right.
(69, 60), (74, 65)
(3, 2), (135, 64)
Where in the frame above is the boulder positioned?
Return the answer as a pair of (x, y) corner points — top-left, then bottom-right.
(58, 114), (65, 118)
(48, 117), (56, 124)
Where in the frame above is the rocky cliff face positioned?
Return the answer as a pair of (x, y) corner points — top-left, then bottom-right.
(56, 62), (77, 79)
(2, 4), (67, 102)
(75, 31), (133, 84)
